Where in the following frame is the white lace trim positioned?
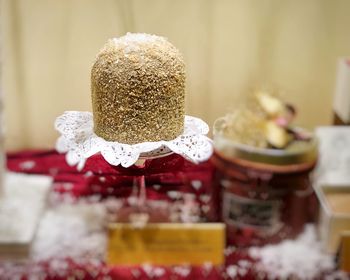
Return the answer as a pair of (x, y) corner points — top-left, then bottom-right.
(55, 111), (213, 169)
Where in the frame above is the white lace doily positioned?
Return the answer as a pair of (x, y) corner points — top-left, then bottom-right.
(55, 111), (213, 169)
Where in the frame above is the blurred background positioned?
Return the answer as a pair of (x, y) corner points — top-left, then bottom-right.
(1, 0), (350, 150)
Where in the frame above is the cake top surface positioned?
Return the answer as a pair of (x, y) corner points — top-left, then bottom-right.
(113, 32), (167, 45)
(94, 33), (183, 64)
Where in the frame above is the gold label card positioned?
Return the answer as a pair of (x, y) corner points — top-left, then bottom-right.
(107, 223), (225, 266)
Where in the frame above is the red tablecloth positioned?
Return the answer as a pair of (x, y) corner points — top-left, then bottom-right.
(1, 150), (337, 280)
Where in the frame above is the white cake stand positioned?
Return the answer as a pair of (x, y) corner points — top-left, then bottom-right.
(55, 111), (213, 225)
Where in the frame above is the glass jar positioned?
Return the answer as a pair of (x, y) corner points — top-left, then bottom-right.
(212, 118), (318, 247)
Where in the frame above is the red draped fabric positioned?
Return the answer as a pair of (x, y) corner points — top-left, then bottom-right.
(1, 150), (335, 280)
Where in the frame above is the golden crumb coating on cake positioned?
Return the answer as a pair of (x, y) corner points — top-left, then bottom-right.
(91, 33), (185, 144)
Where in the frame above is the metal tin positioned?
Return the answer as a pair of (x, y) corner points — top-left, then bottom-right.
(212, 117), (318, 247)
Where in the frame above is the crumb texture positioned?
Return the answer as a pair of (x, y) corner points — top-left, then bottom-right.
(91, 33), (185, 144)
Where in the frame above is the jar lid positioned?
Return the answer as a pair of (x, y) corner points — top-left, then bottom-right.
(213, 117), (318, 166)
